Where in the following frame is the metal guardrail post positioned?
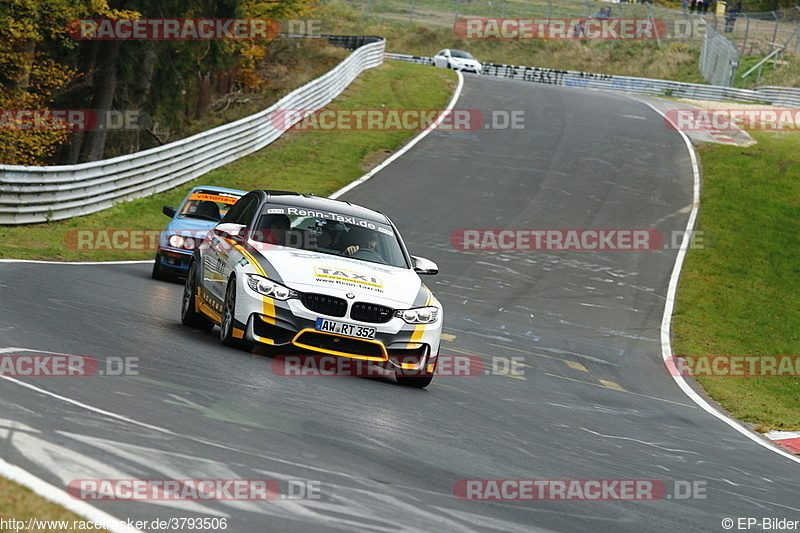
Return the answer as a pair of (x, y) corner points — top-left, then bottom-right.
(740, 44), (784, 87)
(771, 11), (780, 46)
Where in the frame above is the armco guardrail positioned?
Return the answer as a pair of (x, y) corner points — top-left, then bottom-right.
(389, 55), (800, 107)
(383, 52), (434, 66)
(0, 36), (385, 225)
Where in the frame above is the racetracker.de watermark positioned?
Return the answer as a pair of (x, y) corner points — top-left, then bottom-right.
(65, 228), (316, 252)
(68, 18), (280, 40)
(450, 229), (708, 251)
(665, 356), (800, 377)
(67, 479), (323, 501)
(665, 108), (800, 132)
(65, 228), (372, 252)
(452, 17), (703, 40)
(0, 109), (144, 131)
(270, 354), (525, 377)
(0, 355), (138, 377)
(453, 479), (707, 500)
(270, 109), (525, 131)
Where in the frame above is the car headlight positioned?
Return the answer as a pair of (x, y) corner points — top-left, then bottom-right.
(396, 306), (439, 324)
(246, 274), (298, 300)
(168, 234), (184, 248)
(167, 235), (198, 250)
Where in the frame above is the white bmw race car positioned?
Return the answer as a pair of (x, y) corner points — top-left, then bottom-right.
(181, 190), (443, 387)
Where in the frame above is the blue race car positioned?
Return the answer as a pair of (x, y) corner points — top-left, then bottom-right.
(152, 185), (246, 281)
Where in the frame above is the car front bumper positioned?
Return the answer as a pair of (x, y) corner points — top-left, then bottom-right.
(155, 248), (193, 276)
(233, 288), (442, 372)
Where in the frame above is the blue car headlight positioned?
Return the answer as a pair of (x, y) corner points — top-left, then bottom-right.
(167, 234), (198, 250)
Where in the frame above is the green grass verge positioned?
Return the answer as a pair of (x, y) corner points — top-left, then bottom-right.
(1, 478), (104, 532)
(672, 130), (800, 432)
(0, 61), (457, 262)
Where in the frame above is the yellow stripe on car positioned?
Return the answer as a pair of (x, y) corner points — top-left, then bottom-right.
(410, 287), (435, 343)
(232, 242), (277, 324)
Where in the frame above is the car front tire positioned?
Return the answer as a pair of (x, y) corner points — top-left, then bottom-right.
(395, 372), (434, 388)
(220, 277), (254, 351)
(181, 260), (214, 331)
(152, 254), (171, 281)
(395, 355), (437, 388)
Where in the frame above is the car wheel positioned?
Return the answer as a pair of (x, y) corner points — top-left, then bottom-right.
(395, 356), (437, 388)
(395, 372), (434, 388)
(181, 260), (214, 331)
(220, 277), (254, 350)
(151, 254), (171, 281)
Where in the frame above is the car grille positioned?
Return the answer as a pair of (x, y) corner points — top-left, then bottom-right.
(350, 302), (394, 324)
(301, 293), (347, 317)
(294, 331), (385, 358)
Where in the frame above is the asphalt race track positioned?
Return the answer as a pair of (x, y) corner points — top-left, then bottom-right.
(1, 74), (798, 532)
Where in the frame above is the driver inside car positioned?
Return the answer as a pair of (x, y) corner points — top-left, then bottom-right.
(344, 232), (379, 257)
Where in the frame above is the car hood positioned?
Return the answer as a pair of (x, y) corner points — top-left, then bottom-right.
(255, 248), (425, 308)
(164, 217), (217, 234)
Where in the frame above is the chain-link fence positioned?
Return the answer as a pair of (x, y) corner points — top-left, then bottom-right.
(339, 0), (799, 55)
(700, 21), (740, 85)
(701, 6), (800, 55)
(345, 0), (659, 28)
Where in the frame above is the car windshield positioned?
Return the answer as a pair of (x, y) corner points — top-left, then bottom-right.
(179, 191), (241, 221)
(450, 50), (475, 59)
(251, 204), (409, 268)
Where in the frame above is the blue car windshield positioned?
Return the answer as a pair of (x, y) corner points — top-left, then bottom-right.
(179, 191), (241, 221)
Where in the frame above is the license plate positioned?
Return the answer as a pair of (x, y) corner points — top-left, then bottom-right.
(315, 318), (376, 340)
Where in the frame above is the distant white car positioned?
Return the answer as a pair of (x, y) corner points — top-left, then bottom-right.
(433, 49), (482, 73)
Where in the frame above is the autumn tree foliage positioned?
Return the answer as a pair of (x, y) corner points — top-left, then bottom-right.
(0, 0), (317, 166)
(0, 0), (133, 164)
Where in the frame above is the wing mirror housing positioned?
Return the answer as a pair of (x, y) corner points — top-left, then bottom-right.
(214, 223), (246, 243)
(411, 255), (438, 275)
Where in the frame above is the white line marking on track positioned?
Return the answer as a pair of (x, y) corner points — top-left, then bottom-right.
(644, 98), (800, 465)
(329, 71), (465, 199)
(0, 259), (152, 265)
(0, 352), (431, 480)
(0, 456), (145, 532)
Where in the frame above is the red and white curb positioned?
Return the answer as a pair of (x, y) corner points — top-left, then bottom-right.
(765, 431), (800, 454)
(704, 128), (738, 145)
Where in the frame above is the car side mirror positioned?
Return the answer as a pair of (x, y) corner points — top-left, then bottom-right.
(411, 255), (438, 275)
(162, 205), (177, 218)
(214, 223), (246, 243)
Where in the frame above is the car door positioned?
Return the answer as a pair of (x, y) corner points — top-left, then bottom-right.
(433, 49), (450, 68)
(204, 194), (259, 303)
